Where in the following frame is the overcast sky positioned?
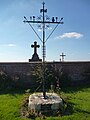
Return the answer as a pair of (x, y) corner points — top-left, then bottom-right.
(0, 0), (90, 62)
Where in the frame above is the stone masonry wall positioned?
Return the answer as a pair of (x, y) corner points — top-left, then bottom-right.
(51, 62), (90, 81)
(0, 62), (90, 87)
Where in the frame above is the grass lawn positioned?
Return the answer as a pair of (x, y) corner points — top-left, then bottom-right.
(0, 85), (90, 120)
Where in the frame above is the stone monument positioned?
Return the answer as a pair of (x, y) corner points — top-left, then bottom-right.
(24, 2), (64, 116)
(28, 92), (63, 115)
(29, 41), (42, 62)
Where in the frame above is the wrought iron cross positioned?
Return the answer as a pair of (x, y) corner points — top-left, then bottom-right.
(24, 2), (64, 99)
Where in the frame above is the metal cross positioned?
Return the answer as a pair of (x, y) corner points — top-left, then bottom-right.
(60, 52), (66, 62)
(23, 2), (64, 99)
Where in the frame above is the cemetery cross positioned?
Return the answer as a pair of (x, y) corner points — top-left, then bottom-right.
(23, 2), (64, 99)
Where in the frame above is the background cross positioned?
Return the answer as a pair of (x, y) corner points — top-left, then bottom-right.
(31, 41), (40, 54)
(60, 52), (66, 62)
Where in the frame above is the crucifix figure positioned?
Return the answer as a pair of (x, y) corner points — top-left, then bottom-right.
(60, 52), (66, 62)
(31, 41), (40, 54)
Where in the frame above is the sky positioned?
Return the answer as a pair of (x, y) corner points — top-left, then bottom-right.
(0, 0), (90, 62)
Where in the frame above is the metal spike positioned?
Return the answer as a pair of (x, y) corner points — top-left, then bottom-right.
(24, 16), (26, 19)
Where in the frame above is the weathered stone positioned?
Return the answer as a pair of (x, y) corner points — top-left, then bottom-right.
(28, 92), (63, 113)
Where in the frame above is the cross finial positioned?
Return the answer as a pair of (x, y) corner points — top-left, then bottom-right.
(42, 2), (45, 5)
(31, 41), (40, 54)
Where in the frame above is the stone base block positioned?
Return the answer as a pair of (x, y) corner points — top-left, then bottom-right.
(28, 92), (63, 113)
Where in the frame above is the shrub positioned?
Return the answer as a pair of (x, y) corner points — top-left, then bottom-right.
(31, 64), (72, 91)
(0, 71), (14, 91)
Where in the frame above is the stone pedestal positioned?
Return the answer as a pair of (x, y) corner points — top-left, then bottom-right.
(29, 53), (42, 62)
(28, 93), (63, 114)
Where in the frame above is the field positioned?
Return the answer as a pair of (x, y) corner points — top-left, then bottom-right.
(0, 85), (90, 120)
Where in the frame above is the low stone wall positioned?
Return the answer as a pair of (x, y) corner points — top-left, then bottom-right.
(52, 61), (90, 81)
(0, 61), (90, 88)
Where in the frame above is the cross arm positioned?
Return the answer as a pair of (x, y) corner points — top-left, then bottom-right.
(31, 45), (34, 48)
(37, 45), (40, 48)
(23, 20), (64, 24)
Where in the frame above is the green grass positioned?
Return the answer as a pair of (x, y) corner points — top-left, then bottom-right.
(0, 94), (22, 120)
(60, 87), (90, 120)
(0, 86), (90, 120)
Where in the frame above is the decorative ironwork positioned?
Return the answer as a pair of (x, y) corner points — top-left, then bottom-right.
(23, 2), (64, 99)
